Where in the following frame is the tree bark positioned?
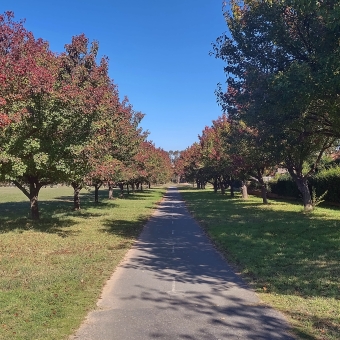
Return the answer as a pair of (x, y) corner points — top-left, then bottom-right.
(118, 183), (124, 197)
(294, 176), (312, 211)
(230, 180), (235, 198)
(213, 178), (218, 193)
(241, 181), (248, 199)
(13, 179), (43, 219)
(131, 182), (135, 193)
(126, 183), (130, 195)
(94, 181), (102, 203)
(259, 179), (268, 204)
(71, 182), (82, 210)
(299, 179), (313, 211)
(257, 169), (268, 204)
(219, 178), (225, 195)
(287, 167), (313, 211)
(29, 182), (42, 219)
(108, 182), (114, 199)
(228, 177), (235, 198)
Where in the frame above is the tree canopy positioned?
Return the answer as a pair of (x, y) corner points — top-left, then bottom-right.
(0, 12), (173, 218)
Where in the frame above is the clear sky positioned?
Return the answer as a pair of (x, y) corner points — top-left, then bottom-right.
(2, 1), (228, 152)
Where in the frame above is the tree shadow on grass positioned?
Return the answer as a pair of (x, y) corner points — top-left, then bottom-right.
(0, 215), (80, 237)
(0, 191), (110, 235)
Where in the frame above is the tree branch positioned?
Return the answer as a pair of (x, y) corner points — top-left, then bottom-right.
(12, 180), (30, 198)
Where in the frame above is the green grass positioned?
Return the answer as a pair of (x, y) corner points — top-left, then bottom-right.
(179, 187), (340, 340)
(0, 185), (165, 340)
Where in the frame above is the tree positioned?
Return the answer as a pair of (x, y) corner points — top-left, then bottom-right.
(199, 115), (233, 194)
(227, 120), (279, 203)
(212, 1), (338, 210)
(0, 12), (60, 219)
(56, 34), (118, 210)
(0, 13), (121, 217)
(175, 143), (207, 188)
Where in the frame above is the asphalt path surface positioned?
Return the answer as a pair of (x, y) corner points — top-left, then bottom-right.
(71, 187), (295, 340)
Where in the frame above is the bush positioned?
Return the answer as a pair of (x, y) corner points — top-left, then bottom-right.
(268, 166), (340, 203)
(310, 166), (340, 204)
(269, 177), (301, 199)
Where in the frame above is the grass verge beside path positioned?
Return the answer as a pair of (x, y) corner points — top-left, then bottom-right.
(179, 187), (340, 340)
(0, 185), (165, 340)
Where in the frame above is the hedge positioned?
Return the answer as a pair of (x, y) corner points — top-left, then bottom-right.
(268, 166), (340, 204)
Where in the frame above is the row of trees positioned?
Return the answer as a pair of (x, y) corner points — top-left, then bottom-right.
(176, 1), (340, 211)
(0, 12), (172, 219)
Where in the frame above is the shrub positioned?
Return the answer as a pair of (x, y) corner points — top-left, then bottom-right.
(268, 166), (340, 204)
(269, 177), (301, 199)
(310, 166), (340, 204)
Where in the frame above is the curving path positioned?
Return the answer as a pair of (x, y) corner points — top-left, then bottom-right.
(71, 187), (295, 340)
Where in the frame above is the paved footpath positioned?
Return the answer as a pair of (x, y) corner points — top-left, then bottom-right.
(71, 187), (295, 340)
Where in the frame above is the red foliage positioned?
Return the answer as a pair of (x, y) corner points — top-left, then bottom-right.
(0, 11), (57, 127)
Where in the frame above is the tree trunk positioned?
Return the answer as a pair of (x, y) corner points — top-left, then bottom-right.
(259, 179), (268, 204)
(196, 179), (200, 189)
(148, 181), (151, 189)
(230, 182), (235, 198)
(118, 183), (124, 197)
(94, 182), (101, 203)
(131, 182), (135, 193)
(213, 178), (218, 193)
(241, 181), (248, 199)
(219, 179), (225, 195)
(229, 177), (235, 198)
(295, 176), (312, 211)
(126, 183), (130, 195)
(29, 182), (42, 220)
(140, 183), (143, 191)
(108, 182), (114, 199)
(257, 169), (268, 204)
(136, 183), (140, 190)
(72, 182), (82, 210)
(13, 180), (43, 219)
(300, 180), (313, 211)
(288, 168), (313, 211)
(95, 185), (99, 203)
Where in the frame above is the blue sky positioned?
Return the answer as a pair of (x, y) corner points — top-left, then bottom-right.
(2, 1), (228, 151)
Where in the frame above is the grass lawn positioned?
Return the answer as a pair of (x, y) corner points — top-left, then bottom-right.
(0, 185), (165, 340)
(179, 187), (340, 340)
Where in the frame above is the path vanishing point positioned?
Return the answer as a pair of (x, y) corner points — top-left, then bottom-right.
(71, 187), (295, 340)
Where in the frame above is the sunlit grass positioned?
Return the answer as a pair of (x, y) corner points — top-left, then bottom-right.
(179, 187), (340, 340)
(0, 185), (165, 340)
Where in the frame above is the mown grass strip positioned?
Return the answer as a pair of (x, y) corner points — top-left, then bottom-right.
(179, 187), (340, 340)
(0, 185), (165, 340)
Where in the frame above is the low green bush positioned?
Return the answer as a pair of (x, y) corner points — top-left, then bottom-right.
(310, 166), (340, 203)
(268, 166), (340, 203)
(269, 176), (300, 199)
